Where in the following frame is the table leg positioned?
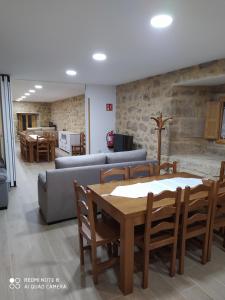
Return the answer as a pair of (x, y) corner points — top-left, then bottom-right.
(51, 142), (55, 161)
(29, 144), (34, 162)
(119, 218), (134, 295)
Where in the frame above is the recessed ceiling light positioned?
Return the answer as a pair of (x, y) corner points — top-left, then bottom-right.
(92, 52), (107, 61)
(21, 96), (26, 99)
(35, 85), (43, 89)
(66, 69), (77, 76)
(25, 93), (30, 96)
(29, 89), (35, 93)
(150, 14), (173, 28)
(16, 98), (21, 102)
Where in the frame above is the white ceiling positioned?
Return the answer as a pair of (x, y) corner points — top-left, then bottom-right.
(1, 0), (225, 85)
(12, 80), (85, 102)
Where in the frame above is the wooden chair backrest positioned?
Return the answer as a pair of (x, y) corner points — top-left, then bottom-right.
(213, 180), (225, 219)
(43, 132), (56, 141)
(100, 167), (129, 183)
(157, 161), (177, 175)
(43, 132), (50, 138)
(20, 134), (27, 145)
(219, 161), (225, 182)
(74, 180), (96, 242)
(183, 183), (214, 233)
(129, 164), (154, 179)
(144, 188), (182, 246)
(80, 132), (86, 146)
(37, 136), (49, 151)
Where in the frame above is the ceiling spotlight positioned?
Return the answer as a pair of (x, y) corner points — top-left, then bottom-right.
(25, 93), (30, 96)
(35, 85), (43, 89)
(66, 69), (77, 76)
(150, 14), (173, 28)
(92, 52), (107, 61)
(29, 89), (35, 93)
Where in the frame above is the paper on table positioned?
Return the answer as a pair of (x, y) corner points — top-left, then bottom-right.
(110, 177), (203, 198)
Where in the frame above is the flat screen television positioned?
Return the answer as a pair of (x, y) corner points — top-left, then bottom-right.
(114, 134), (133, 152)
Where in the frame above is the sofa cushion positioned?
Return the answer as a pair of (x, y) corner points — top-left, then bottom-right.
(55, 153), (107, 169)
(106, 149), (147, 164)
(0, 168), (7, 183)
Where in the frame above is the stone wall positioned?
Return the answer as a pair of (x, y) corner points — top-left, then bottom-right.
(51, 94), (85, 132)
(13, 94), (85, 135)
(13, 101), (51, 133)
(116, 59), (225, 160)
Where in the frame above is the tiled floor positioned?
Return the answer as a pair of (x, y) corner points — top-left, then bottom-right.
(1, 148), (225, 299)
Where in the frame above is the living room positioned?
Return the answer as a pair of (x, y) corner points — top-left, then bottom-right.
(1, 1), (225, 300)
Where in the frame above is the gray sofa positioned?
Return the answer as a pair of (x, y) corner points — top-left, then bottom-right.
(38, 149), (157, 224)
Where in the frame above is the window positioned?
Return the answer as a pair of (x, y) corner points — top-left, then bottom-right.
(17, 113), (38, 133)
(204, 98), (225, 143)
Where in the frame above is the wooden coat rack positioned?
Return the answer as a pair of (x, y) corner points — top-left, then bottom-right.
(151, 113), (173, 165)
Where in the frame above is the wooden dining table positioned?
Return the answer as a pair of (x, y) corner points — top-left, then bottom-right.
(25, 134), (55, 162)
(88, 172), (202, 295)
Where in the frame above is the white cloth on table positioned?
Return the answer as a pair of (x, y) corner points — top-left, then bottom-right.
(110, 177), (203, 198)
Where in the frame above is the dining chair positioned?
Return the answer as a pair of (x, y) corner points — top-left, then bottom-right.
(100, 167), (129, 183)
(72, 132), (86, 155)
(207, 180), (225, 261)
(178, 182), (214, 275)
(219, 161), (225, 182)
(135, 188), (182, 289)
(43, 132), (50, 138)
(47, 133), (56, 161)
(35, 136), (50, 162)
(129, 164), (154, 179)
(156, 161), (177, 175)
(20, 133), (29, 161)
(80, 132), (86, 155)
(100, 167), (129, 224)
(73, 180), (119, 284)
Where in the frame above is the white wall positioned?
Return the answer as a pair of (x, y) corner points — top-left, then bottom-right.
(85, 85), (116, 154)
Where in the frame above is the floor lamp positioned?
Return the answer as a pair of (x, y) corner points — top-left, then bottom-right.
(151, 113), (173, 165)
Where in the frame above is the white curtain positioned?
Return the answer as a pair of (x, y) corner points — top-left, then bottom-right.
(0, 75), (16, 186)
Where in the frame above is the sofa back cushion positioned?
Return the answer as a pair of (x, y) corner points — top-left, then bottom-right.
(55, 153), (106, 169)
(106, 149), (147, 164)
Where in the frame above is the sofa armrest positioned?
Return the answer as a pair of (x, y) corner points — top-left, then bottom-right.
(38, 172), (47, 191)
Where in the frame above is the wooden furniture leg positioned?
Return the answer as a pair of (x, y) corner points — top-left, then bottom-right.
(119, 218), (134, 295)
(79, 233), (84, 266)
(51, 142), (55, 160)
(29, 143), (34, 162)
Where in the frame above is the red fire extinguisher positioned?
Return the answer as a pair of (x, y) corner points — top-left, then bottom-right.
(106, 130), (114, 148)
